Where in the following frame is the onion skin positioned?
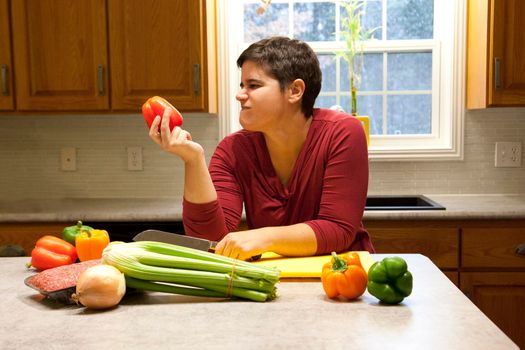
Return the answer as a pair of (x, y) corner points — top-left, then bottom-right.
(72, 264), (126, 309)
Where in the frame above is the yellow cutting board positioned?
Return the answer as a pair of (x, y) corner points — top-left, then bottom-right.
(252, 251), (375, 278)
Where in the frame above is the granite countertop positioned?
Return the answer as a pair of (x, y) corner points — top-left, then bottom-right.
(0, 194), (524, 223)
(1, 254), (517, 349)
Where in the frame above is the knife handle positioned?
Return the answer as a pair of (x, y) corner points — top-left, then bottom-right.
(248, 254), (262, 262)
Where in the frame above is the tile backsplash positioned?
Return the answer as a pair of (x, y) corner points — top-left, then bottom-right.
(1, 108), (524, 200)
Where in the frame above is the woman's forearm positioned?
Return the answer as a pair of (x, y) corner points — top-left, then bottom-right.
(215, 223), (318, 259)
(265, 223), (317, 256)
(183, 153), (217, 204)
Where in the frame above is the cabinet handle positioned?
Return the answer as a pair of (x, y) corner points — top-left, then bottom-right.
(193, 64), (201, 96)
(516, 243), (525, 256)
(97, 65), (105, 96)
(1, 64), (8, 96)
(494, 57), (502, 90)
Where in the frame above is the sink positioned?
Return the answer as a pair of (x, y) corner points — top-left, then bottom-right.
(365, 195), (445, 211)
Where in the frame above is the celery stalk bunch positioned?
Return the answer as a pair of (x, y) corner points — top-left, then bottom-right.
(102, 241), (280, 302)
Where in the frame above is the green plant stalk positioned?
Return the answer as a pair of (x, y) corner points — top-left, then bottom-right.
(339, 0), (379, 115)
(351, 77), (357, 116)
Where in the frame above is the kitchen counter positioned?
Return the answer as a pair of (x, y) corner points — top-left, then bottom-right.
(1, 194), (525, 223)
(0, 254), (517, 350)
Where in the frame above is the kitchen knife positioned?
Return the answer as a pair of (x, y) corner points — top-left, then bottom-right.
(132, 229), (261, 261)
(133, 230), (218, 252)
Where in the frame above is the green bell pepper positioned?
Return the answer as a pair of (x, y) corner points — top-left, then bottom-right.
(62, 221), (93, 245)
(367, 256), (413, 304)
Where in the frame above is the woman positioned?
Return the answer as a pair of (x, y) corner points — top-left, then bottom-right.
(149, 36), (373, 260)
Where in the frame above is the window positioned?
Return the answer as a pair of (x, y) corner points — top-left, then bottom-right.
(216, 0), (466, 160)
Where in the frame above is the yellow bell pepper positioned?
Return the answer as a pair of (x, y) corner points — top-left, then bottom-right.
(75, 229), (110, 261)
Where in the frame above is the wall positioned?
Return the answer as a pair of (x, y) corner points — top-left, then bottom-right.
(0, 113), (219, 200)
(0, 108), (524, 200)
(369, 107), (525, 194)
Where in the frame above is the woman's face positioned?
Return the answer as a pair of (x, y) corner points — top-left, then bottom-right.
(236, 60), (288, 132)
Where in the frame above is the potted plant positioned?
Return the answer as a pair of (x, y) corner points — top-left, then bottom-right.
(338, 0), (378, 145)
(338, 0), (378, 117)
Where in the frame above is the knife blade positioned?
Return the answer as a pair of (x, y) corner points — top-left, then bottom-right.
(132, 229), (262, 261)
(132, 230), (218, 252)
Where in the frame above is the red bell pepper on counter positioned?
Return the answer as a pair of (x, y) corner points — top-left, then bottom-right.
(29, 235), (78, 270)
(142, 96), (183, 132)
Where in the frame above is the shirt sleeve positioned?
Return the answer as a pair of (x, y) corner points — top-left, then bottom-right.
(182, 138), (244, 241)
(304, 117), (369, 255)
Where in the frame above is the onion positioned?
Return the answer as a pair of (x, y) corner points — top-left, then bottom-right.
(71, 264), (126, 309)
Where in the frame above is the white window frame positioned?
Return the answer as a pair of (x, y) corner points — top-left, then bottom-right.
(216, 0), (466, 161)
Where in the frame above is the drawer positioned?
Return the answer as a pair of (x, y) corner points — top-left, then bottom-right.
(367, 227), (459, 269)
(462, 227), (525, 268)
(0, 223), (66, 255)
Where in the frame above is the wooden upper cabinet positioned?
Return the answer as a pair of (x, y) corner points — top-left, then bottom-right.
(467, 0), (525, 108)
(10, 0), (109, 110)
(108, 0), (207, 111)
(0, 0), (14, 110)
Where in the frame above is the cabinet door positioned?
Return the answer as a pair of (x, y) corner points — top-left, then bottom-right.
(461, 272), (525, 349)
(0, 0), (14, 110)
(490, 0), (525, 106)
(109, 0), (207, 111)
(364, 222), (459, 269)
(0, 223), (67, 255)
(462, 227), (525, 268)
(11, 0), (109, 110)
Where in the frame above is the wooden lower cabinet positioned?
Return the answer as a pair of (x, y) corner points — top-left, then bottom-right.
(461, 272), (525, 349)
(0, 223), (66, 255)
(365, 219), (525, 349)
(364, 220), (460, 279)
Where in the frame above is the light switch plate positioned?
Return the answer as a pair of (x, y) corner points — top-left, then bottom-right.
(495, 142), (522, 167)
(60, 147), (76, 171)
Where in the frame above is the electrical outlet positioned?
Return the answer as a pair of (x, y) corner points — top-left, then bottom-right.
(60, 147), (77, 171)
(127, 146), (143, 171)
(495, 142), (522, 167)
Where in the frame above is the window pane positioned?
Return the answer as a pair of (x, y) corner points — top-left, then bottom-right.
(340, 95), (383, 134)
(315, 95), (337, 109)
(387, 0), (434, 40)
(360, 53), (383, 91)
(387, 94), (431, 134)
(339, 0), (383, 41)
(388, 52), (432, 90)
(339, 94), (382, 128)
(361, 0), (383, 40)
(244, 3), (289, 42)
(294, 2), (336, 41)
(318, 54), (336, 92)
(341, 53), (383, 92)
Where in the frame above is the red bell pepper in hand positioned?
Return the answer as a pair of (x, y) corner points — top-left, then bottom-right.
(142, 96), (183, 132)
(29, 235), (78, 270)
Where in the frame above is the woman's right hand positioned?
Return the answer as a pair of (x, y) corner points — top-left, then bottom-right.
(148, 108), (204, 164)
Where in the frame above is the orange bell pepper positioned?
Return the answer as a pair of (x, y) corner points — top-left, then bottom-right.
(75, 229), (110, 262)
(321, 252), (368, 300)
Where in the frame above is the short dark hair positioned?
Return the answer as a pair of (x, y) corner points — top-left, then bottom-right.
(237, 36), (322, 117)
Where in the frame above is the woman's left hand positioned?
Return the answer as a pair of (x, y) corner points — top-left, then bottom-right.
(214, 229), (270, 261)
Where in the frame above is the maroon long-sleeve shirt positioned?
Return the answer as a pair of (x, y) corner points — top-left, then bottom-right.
(183, 108), (374, 255)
